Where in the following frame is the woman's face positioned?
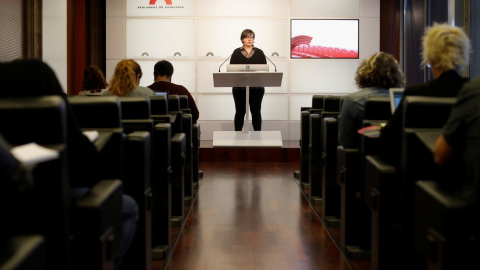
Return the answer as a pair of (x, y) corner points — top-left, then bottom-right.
(242, 34), (254, 47)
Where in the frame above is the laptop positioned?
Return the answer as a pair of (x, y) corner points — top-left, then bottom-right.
(389, 88), (404, 113)
(154, 91), (168, 96)
(226, 64), (269, 72)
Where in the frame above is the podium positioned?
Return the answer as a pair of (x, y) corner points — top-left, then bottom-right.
(212, 71), (283, 147)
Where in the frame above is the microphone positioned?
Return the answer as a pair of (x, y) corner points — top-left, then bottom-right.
(218, 53), (233, 72)
(265, 55), (277, 72)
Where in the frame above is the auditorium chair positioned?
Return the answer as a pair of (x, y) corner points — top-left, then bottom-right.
(182, 113), (194, 205)
(364, 96), (456, 270)
(150, 94), (176, 127)
(151, 123), (172, 259)
(308, 96), (340, 211)
(414, 180), (477, 270)
(0, 96), (123, 270)
(178, 95), (190, 112)
(321, 117), (340, 227)
(192, 123), (201, 188)
(67, 96), (125, 180)
(119, 97), (155, 136)
(308, 113), (323, 204)
(295, 95), (325, 188)
(170, 133), (186, 227)
(69, 96), (155, 268)
(398, 96), (456, 267)
(336, 96), (390, 259)
(168, 94), (201, 188)
(120, 131), (153, 270)
(150, 93), (168, 115)
(168, 95), (183, 136)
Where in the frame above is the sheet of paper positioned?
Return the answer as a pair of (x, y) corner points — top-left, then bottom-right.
(82, 130), (99, 142)
(10, 142), (59, 166)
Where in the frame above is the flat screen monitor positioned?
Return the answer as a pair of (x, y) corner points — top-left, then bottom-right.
(226, 64), (269, 72)
(291, 19), (359, 59)
(389, 88), (404, 113)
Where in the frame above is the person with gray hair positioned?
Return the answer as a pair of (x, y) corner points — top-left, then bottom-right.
(380, 23), (471, 167)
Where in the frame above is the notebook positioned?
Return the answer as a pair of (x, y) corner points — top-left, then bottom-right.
(389, 88), (404, 113)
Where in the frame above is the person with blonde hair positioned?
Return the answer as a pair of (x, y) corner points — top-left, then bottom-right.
(339, 52), (405, 148)
(381, 23), (471, 167)
(102, 59), (155, 97)
(78, 65), (108, 96)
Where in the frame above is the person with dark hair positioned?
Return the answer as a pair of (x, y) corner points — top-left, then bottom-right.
(230, 29), (267, 131)
(148, 60), (199, 123)
(0, 59), (138, 270)
(78, 65), (108, 96)
(338, 52), (405, 148)
(380, 23), (471, 167)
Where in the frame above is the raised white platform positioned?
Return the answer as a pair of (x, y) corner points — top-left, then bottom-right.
(213, 131), (283, 148)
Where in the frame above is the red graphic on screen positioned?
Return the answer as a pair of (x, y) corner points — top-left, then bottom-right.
(291, 35), (358, 59)
(149, 0), (172, 5)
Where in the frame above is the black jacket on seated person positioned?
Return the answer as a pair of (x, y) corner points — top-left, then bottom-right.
(380, 70), (469, 167)
(0, 59), (100, 188)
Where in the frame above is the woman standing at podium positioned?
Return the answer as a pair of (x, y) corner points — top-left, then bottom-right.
(230, 29), (267, 131)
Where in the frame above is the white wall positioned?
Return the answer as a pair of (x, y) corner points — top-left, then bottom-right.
(43, 0), (68, 93)
(106, 0), (380, 140)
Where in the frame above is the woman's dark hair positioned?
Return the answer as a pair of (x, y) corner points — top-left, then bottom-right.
(82, 65), (108, 93)
(240, 29), (255, 42)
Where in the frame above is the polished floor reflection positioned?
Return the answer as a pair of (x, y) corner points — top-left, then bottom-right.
(158, 162), (356, 270)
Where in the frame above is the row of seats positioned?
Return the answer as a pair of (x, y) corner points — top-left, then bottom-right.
(296, 94), (478, 270)
(0, 93), (201, 269)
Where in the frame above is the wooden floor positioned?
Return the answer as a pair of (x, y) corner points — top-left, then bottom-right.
(153, 160), (371, 270)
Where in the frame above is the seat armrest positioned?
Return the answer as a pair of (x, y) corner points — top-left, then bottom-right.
(364, 155), (399, 209)
(0, 235), (46, 270)
(414, 180), (471, 263)
(72, 180), (123, 268)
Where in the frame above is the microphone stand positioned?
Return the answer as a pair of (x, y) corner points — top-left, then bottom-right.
(219, 54), (233, 72)
(265, 55), (277, 72)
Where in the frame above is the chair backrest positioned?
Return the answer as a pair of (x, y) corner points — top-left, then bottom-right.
(0, 96), (71, 269)
(68, 96), (122, 129)
(178, 95), (189, 109)
(149, 95), (168, 115)
(0, 96), (67, 145)
(364, 96), (391, 121)
(119, 97), (151, 120)
(168, 95), (180, 112)
(312, 95), (326, 110)
(403, 96), (456, 129)
(324, 95), (342, 112)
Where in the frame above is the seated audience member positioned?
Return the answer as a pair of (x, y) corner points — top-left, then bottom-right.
(380, 23), (471, 166)
(338, 52), (405, 148)
(148, 60), (199, 123)
(434, 76), (480, 206)
(103, 59), (155, 97)
(0, 59), (138, 270)
(78, 65), (108, 96)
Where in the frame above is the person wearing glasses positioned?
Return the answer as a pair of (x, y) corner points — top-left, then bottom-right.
(229, 29), (267, 131)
